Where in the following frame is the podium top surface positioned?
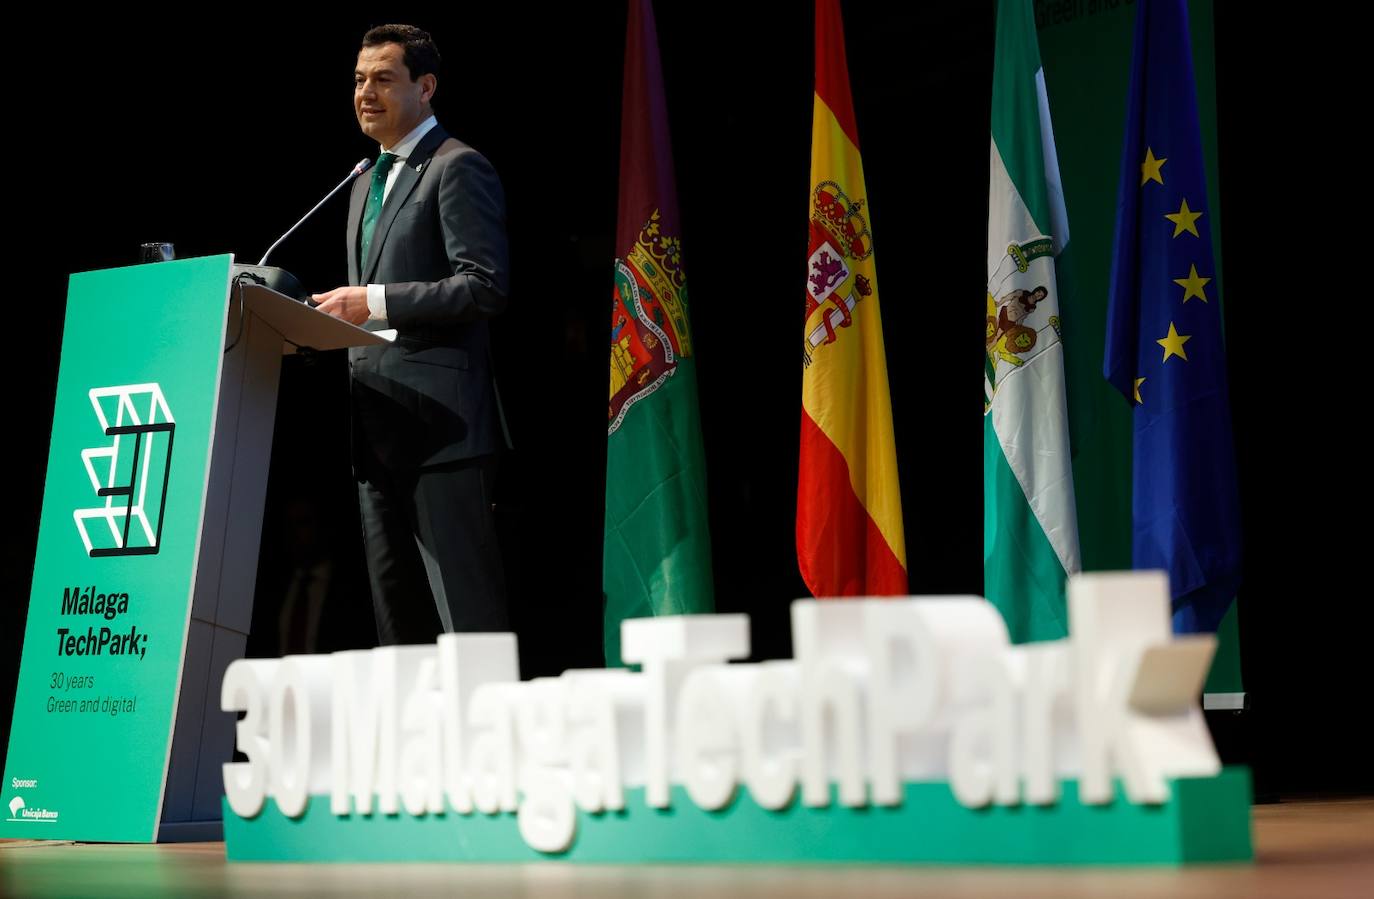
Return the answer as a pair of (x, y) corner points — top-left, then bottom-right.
(239, 283), (392, 352)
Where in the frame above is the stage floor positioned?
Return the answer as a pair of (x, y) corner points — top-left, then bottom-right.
(2, 798), (1370, 898)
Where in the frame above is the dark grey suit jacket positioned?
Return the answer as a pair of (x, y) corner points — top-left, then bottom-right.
(346, 124), (509, 474)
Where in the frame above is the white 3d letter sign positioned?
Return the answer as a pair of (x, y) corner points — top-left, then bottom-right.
(223, 572), (1221, 853)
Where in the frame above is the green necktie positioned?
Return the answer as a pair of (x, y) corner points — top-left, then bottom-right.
(359, 152), (398, 270)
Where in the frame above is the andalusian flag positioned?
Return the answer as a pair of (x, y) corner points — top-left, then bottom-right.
(797, 0), (906, 598)
(984, 0), (1081, 642)
(603, 0), (714, 665)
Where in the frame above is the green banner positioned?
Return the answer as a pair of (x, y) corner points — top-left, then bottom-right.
(2, 256), (231, 841)
(1037, 1), (1242, 694)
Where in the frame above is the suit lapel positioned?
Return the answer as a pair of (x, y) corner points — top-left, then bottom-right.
(361, 124), (449, 284)
(347, 173), (368, 285)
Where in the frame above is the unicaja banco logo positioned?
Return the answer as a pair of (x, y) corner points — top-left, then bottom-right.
(7, 796), (59, 823)
(73, 383), (175, 557)
(6, 787), (57, 823)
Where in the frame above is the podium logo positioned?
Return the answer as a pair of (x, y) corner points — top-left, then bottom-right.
(6, 796), (59, 823)
(73, 383), (176, 557)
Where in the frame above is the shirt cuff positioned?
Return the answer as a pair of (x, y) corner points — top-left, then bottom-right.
(365, 284), (387, 321)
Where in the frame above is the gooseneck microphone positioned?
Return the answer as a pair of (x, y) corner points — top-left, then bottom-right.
(258, 158), (373, 266)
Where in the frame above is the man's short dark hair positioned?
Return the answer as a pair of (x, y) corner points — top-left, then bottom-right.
(362, 24), (441, 81)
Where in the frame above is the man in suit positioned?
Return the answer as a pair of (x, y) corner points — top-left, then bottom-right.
(311, 24), (509, 644)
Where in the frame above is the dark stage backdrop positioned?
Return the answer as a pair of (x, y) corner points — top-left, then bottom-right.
(3, 4), (1362, 798)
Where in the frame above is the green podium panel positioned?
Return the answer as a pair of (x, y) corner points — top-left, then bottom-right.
(3, 257), (232, 842)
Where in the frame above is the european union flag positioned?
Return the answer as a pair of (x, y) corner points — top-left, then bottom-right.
(1104, 0), (1241, 633)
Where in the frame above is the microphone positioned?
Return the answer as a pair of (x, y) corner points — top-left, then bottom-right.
(258, 158), (373, 266)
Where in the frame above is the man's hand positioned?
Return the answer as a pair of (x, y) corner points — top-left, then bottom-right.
(310, 286), (371, 325)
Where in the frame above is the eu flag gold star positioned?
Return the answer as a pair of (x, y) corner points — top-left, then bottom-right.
(1141, 147), (1167, 186)
(1157, 322), (1192, 362)
(1134, 377), (1146, 404)
(1166, 198), (1203, 238)
(1173, 264), (1212, 303)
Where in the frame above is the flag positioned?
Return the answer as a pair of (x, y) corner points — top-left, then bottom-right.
(797, 0), (906, 598)
(1104, 0), (1241, 633)
(984, 0), (1081, 642)
(603, 0), (714, 665)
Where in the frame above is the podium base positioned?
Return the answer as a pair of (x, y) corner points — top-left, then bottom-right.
(157, 820), (224, 843)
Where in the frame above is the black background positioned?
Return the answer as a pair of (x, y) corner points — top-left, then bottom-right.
(1, 3), (1363, 800)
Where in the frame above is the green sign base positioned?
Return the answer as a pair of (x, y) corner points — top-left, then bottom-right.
(224, 767), (1251, 865)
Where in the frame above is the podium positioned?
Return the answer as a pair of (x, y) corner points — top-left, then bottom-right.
(159, 275), (387, 840)
(1, 256), (386, 842)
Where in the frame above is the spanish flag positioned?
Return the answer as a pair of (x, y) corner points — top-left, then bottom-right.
(797, 0), (906, 597)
